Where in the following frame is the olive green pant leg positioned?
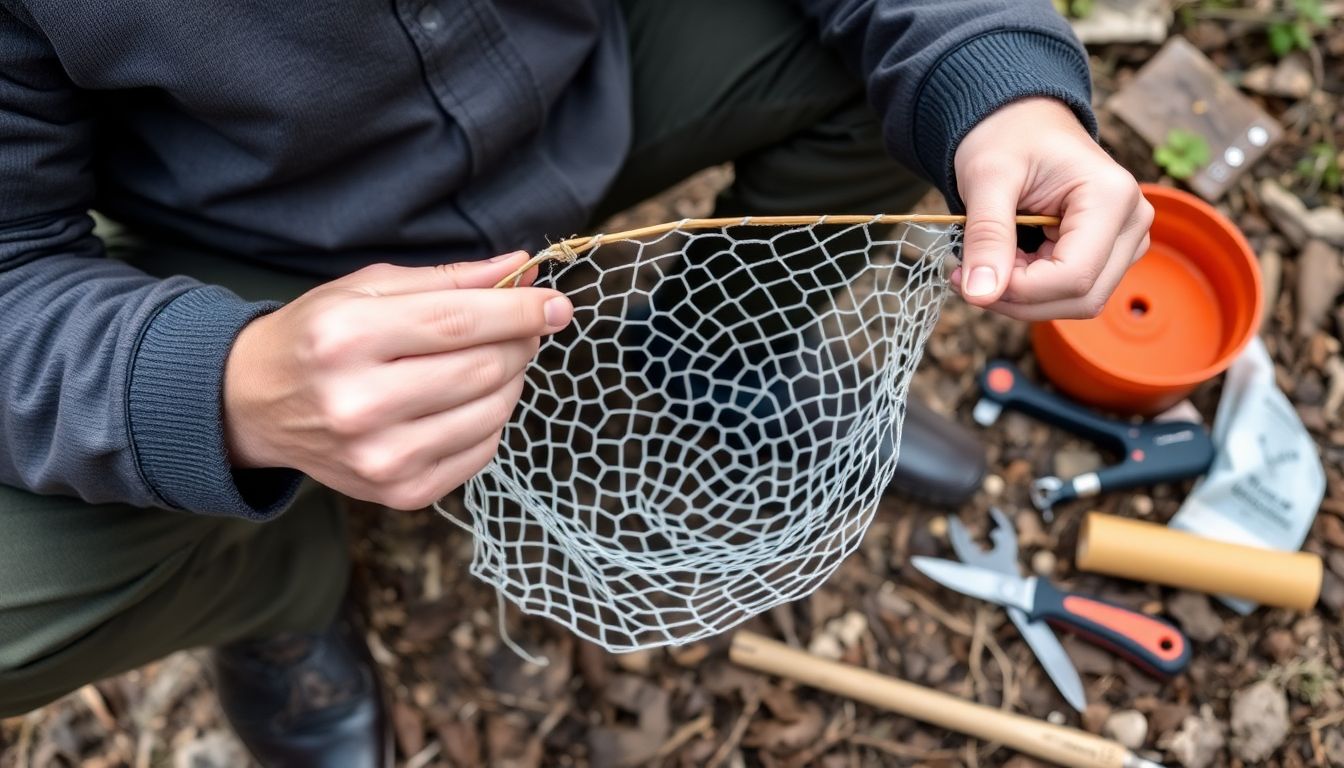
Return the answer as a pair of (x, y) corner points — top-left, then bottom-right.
(598, 0), (933, 343)
(0, 482), (348, 717)
(598, 0), (930, 222)
(0, 239), (347, 718)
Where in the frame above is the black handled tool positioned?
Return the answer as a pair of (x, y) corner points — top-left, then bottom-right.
(912, 557), (1192, 678)
(973, 360), (1215, 519)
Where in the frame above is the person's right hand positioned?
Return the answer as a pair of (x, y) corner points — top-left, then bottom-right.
(222, 252), (572, 510)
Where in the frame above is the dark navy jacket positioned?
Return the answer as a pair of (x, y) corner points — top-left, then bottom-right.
(0, 0), (1093, 517)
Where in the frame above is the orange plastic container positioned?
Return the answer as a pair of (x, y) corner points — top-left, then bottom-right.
(1032, 184), (1262, 415)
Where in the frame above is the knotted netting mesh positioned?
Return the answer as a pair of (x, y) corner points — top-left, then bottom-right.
(438, 215), (968, 652)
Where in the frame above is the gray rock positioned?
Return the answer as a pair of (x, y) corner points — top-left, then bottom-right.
(1053, 445), (1104, 480)
(1166, 591), (1223, 643)
(174, 731), (251, 768)
(1297, 240), (1344, 338)
(1158, 706), (1225, 768)
(1103, 710), (1149, 750)
(1260, 180), (1344, 247)
(1259, 248), (1282, 329)
(1241, 55), (1314, 99)
(1230, 681), (1289, 763)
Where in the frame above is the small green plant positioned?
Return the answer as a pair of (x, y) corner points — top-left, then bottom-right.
(1154, 129), (1212, 180)
(1296, 142), (1342, 193)
(1268, 0), (1328, 57)
(1264, 658), (1338, 706)
(1052, 0), (1095, 18)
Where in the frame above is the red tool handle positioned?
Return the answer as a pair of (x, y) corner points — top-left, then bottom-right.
(1032, 579), (1190, 678)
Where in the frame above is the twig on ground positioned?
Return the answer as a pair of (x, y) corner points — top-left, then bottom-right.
(405, 740), (442, 768)
(846, 733), (961, 761)
(16, 712), (36, 768)
(535, 700), (570, 742)
(653, 714), (714, 760)
(707, 691), (761, 768)
(894, 586), (975, 636)
(79, 685), (117, 732)
(968, 607), (991, 701)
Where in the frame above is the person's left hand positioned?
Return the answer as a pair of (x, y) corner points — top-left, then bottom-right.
(950, 96), (1153, 321)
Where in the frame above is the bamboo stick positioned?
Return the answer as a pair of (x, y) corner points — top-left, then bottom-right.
(729, 631), (1164, 768)
(493, 213), (1061, 288)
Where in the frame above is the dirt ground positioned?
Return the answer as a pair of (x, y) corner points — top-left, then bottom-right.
(2, 3), (1343, 767)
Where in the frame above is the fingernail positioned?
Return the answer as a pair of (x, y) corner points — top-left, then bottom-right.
(964, 266), (998, 297)
(490, 250), (526, 263)
(544, 296), (572, 328)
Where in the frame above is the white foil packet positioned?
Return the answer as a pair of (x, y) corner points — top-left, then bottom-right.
(1169, 337), (1325, 614)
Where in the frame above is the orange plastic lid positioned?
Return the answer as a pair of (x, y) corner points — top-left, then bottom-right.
(1039, 184), (1262, 400)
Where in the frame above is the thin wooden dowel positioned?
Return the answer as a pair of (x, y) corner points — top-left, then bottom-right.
(730, 632), (1157, 768)
(493, 213), (1060, 288)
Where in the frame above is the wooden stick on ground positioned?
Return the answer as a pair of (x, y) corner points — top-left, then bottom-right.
(729, 631), (1165, 768)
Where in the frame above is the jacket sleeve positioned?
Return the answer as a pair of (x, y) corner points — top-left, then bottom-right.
(793, 0), (1098, 209)
(0, 5), (301, 518)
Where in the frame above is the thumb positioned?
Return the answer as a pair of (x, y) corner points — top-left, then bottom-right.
(344, 251), (538, 295)
(958, 173), (1025, 307)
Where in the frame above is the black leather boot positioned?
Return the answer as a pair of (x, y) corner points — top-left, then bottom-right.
(623, 305), (987, 508)
(210, 606), (392, 768)
(886, 396), (987, 507)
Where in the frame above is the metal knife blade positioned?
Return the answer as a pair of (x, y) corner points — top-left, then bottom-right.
(910, 557), (1037, 613)
(944, 513), (1086, 711)
(1009, 607), (1087, 711)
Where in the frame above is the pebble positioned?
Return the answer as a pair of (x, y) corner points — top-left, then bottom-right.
(1053, 445), (1104, 480)
(1297, 240), (1344, 338)
(1031, 549), (1057, 577)
(1003, 413), (1035, 446)
(1230, 681), (1289, 763)
(1129, 494), (1155, 517)
(614, 648), (654, 675)
(173, 731), (251, 768)
(1259, 248), (1282, 328)
(1326, 357), (1344, 421)
(1158, 706), (1226, 768)
(1103, 710), (1149, 750)
(1082, 702), (1112, 734)
(926, 516), (948, 539)
(1241, 55), (1314, 99)
(1166, 592), (1224, 643)
(1260, 628), (1298, 663)
(1260, 180), (1344, 248)
(449, 621), (475, 651)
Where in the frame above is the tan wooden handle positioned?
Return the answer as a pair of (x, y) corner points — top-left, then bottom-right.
(730, 631), (1131, 768)
(492, 213), (1061, 288)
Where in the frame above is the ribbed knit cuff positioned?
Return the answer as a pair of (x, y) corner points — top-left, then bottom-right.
(913, 29), (1098, 211)
(128, 286), (302, 519)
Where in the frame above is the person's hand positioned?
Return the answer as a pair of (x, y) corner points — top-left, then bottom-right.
(951, 97), (1153, 320)
(223, 253), (571, 510)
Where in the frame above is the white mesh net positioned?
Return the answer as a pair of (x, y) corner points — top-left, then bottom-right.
(438, 216), (960, 652)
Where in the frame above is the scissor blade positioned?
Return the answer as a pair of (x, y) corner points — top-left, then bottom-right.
(1008, 607), (1087, 711)
(910, 558), (1037, 613)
